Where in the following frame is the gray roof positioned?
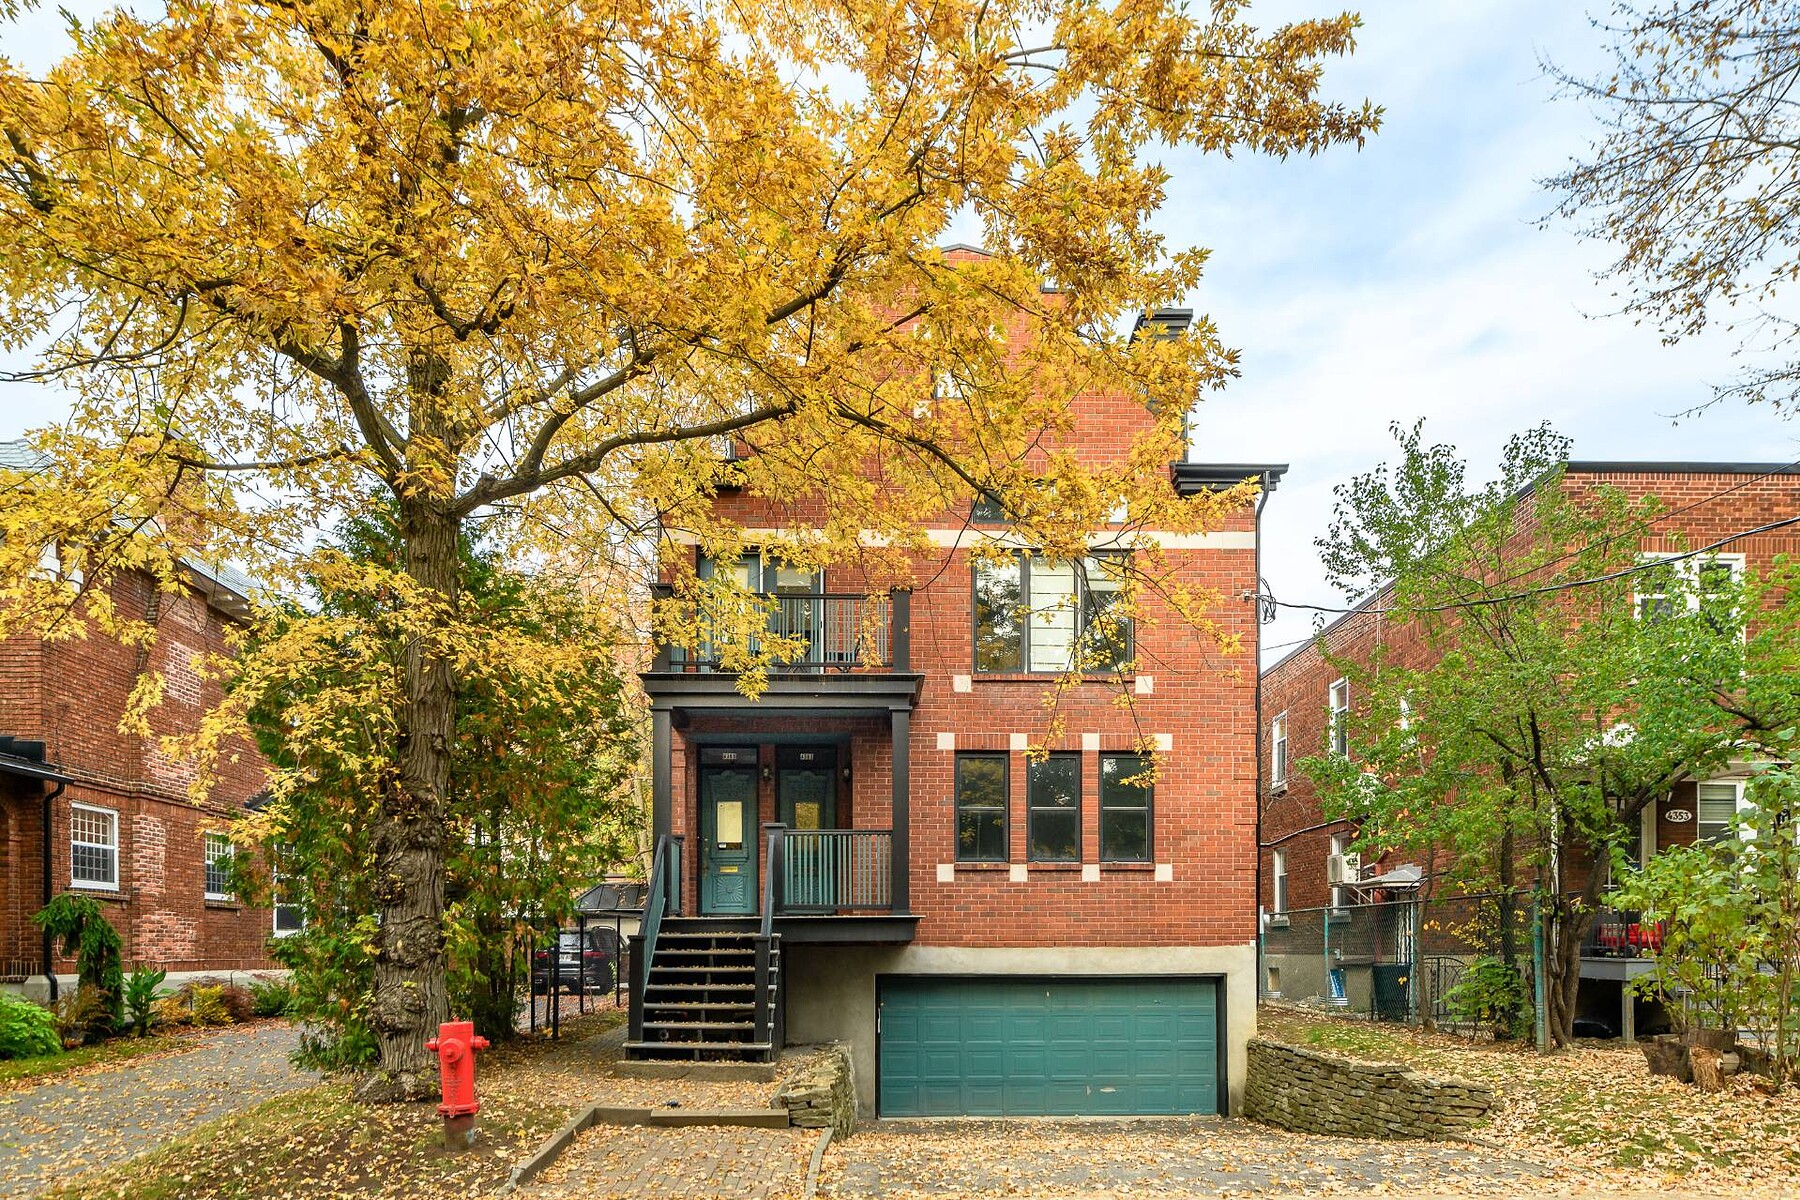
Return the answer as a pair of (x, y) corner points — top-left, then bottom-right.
(0, 439), (256, 611)
(0, 439), (51, 472)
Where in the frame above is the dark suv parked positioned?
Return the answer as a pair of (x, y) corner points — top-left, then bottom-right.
(531, 927), (620, 992)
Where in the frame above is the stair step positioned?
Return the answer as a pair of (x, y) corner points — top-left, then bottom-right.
(644, 980), (756, 990)
(644, 1002), (755, 1012)
(623, 1040), (774, 1056)
(650, 966), (755, 975)
(643, 1021), (755, 1032)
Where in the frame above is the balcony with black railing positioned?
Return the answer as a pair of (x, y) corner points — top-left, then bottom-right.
(653, 590), (907, 673)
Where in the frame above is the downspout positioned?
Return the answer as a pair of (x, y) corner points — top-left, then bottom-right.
(1252, 474), (1272, 1001)
(41, 778), (64, 1002)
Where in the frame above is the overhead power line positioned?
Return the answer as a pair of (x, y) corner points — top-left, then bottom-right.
(1259, 511), (1800, 618)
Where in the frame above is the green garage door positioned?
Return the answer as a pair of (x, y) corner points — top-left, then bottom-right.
(878, 976), (1220, 1117)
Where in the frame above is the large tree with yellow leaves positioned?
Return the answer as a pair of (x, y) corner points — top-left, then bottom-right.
(1, 0), (1375, 1098)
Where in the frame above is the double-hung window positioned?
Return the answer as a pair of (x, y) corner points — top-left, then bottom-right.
(271, 843), (305, 935)
(955, 753), (1009, 862)
(1099, 753), (1152, 863)
(204, 833), (234, 901)
(1272, 849), (1289, 914)
(973, 553), (1130, 673)
(1270, 713), (1289, 787)
(1329, 832), (1349, 909)
(1696, 780), (1745, 844)
(71, 803), (118, 890)
(1328, 679), (1350, 758)
(1027, 754), (1081, 862)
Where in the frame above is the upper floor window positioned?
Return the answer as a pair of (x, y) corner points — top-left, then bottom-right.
(1271, 849), (1289, 914)
(1635, 553), (1744, 635)
(1099, 753), (1153, 863)
(204, 833), (234, 901)
(971, 493), (1007, 524)
(973, 553), (1130, 674)
(1027, 754), (1081, 863)
(1270, 713), (1289, 787)
(71, 803), (118, 890)
(955, 753), (1009, 862)
(1328, 679), (1350, 758)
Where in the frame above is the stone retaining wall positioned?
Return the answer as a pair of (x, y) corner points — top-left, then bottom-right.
(1244, 1038), (1493, 1139)
(772, 1043), (855, 1140)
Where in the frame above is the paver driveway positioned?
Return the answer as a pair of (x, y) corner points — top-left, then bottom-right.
(525, 1123), (821, 1200)
(818, 1116), (1559, 1197)
(0, 1022), (314, 1198)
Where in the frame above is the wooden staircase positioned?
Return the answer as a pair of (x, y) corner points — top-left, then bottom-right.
(624, 920), (781, 1061)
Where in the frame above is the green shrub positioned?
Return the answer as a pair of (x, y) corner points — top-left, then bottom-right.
(247, 976), (296, 1018)
(32, 895), (123, 1039)
(1445, 956), (1531, 1041)
(0, 991), (61, 1060)
(123, 968), (167, 1038)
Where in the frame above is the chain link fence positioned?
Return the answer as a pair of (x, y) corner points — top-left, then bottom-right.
(1260, 890), (1540, 1030)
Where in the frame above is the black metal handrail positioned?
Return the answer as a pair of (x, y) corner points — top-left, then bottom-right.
(777, 828), (894, 912)
(754, 825), (784, 1048)
(670, 593), (898, 671)
(629, 834), (682, 1043)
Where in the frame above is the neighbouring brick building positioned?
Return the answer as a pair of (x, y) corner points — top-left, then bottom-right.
(0, 440), (277, 996)
(1258, 461), (1800, 1026)
(627, 250), (1282, 1117)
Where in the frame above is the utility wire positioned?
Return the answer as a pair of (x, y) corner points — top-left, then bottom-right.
(1258, 511), (1800, 618)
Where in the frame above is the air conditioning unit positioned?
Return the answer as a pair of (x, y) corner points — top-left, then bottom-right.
(1327, 852), (1363, 885)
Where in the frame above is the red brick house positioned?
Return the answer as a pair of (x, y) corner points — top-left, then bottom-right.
(626, 295), (1282, 1116)
(0, 440), (278, 998)
(1258, 461), (1800, 1026)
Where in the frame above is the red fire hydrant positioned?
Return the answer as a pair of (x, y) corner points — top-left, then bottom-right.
(425, 1020), (489, 1150)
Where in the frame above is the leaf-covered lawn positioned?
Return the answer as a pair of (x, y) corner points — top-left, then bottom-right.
(38, 1010), (631, 1200)
(1259, 1007), (1800, 1189)
(0, 1034), (190, 1089)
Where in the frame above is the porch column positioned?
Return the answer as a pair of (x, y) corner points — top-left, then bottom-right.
(890, 706), (910, 914)
(652, 705), (672, 844)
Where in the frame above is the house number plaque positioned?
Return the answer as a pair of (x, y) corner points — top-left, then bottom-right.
(1665, 808), (1693, 823)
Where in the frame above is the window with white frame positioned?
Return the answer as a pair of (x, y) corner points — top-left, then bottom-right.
(1634, 553), (1745, 634)
(1329, 832), (1349, 908)
(204, 833), (234, 901)
(1696, 780), (1747, 844)
(271, 844), (305, 935)
(70, 804), (118, 890)
(1271, 713), (1289, 787)
(1272, 849), (1289, 914)
(1328, 679), (1350, 758)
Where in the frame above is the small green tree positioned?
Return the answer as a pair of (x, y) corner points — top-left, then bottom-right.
(1303, 422), (1763, 1048)
(31, 895), (124, 1040)
(232, 503), (641, 1064)
(1613, 755), (1800, 1085)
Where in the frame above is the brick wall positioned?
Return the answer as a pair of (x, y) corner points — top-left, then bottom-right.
(1260, 465), (1800, 913)
(1, 570), (275, 979)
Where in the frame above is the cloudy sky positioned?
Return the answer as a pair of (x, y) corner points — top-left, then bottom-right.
(5, 1), (1798, 663)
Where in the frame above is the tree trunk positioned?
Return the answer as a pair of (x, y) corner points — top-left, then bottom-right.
(1546, 870), (1605, 1049)
(354, 496), (458, 1102)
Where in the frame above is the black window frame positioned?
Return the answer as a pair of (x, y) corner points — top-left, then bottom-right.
(972, 552), (1133, 675)
(1026, 753), (1082, 863)
(954, 752), (1010, 863)
(1099, 752), (1154, 863)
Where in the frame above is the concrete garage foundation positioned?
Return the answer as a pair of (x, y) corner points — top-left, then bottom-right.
(781, 943), (1256, 1116)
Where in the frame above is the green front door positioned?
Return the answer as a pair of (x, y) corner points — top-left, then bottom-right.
(699, 756), (757, 915)
(878, 976), (1220, 1117)
(777, 745), (838, 909)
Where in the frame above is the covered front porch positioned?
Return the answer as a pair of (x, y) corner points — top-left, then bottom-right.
(641, 671), (923, 944)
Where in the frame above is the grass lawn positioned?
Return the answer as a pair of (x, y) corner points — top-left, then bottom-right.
(1259, 1006), (1800, 1189)
(0, 1033), (191, 1089)
(42, 1008), (628, 1200)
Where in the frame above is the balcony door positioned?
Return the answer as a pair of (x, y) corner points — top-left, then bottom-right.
(778, 745), (839, 909)
(698, 747), (758, 915)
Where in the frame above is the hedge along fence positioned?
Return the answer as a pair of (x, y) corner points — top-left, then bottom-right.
(1244, 1039), (1494, 1139)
